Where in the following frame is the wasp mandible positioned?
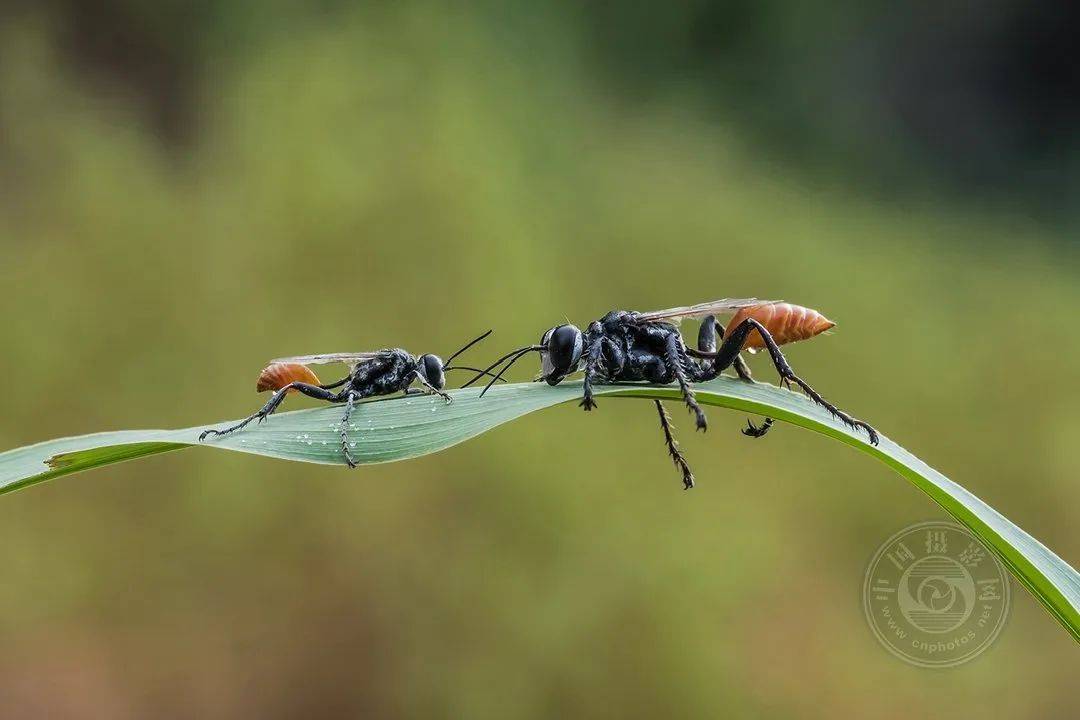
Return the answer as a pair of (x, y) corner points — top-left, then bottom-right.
(467, 300), (877, 489)
(199, 330), (496, 467)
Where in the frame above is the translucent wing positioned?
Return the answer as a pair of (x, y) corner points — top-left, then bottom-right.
(635, 298), (780, 324)
(269, 352), (381, 366)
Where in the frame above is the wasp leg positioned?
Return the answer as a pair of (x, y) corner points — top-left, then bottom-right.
(696, 316), (753, 381)
(199, 382), (345, 441)
(728, 350), (775, 438)
(319, 376), (351, 390)
(664, 334), (708, 431)
(601, 336), (626, 377)
(733, 355), (754, 382)
(339, 391), (360, 468)
(654, 400), (695, 489)
(580, 322), (604, 411)
(699, 315), (771, 436)
(413, 372), (452, 403)
(742, 417), (774, 438)
(697, 315), (721, 354)
(714, 318), (879, 445)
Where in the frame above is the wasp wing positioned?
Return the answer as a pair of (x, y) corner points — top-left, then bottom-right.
(269, 352), (381, 366)
(634, 298), (780, 324)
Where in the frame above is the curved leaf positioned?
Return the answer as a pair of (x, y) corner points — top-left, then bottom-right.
(0, 378), (1077, 640)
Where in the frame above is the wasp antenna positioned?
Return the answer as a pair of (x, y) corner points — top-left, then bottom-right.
(478, 347), (537, 398)
(444, 365), (508, 383)
(444, 329), (494, 365)
(461, 345), (540, 388)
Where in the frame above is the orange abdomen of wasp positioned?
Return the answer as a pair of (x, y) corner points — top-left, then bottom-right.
(727, 302), (835, 350)
(256, 363), (322, 393)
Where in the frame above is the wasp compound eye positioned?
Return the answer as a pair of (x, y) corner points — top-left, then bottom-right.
(540, 326), (557, 380)
(420, 354), (446, 390)
(545, 324), (582, 384)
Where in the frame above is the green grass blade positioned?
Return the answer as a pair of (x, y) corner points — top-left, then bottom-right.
(0, 378), (1077, 640)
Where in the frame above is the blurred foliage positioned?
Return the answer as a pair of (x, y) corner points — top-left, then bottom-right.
(0, 2), (1078, 718)
(576, 0), (1080, 214)
(7, 0), (1079, 217)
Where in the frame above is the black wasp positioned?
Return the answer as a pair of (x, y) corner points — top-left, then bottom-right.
(199, 330), (496, 467)
(466, 299), (878, 489)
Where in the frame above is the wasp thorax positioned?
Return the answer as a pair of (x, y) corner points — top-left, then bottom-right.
(419, 353), (445, 390)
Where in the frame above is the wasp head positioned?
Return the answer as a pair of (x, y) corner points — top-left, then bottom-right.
(540, 324), (583, 385)
(418, 353), (446, 390)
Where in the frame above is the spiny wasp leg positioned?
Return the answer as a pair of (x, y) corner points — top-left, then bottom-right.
(663, 335), (707, 431)
(339, 392), (359, 468)
(742, 418), (774, 438)
(414, 372), (453, 404)
(728, 343), (774, 438)
(718, 318), (879, 445)
(655, 400), (695, 489)
(198, 382), (346, 442)
(698, 315), (752, 380)
(733, 355), (754, 382)
(579, 325), (604, 412)
(698, 315), (772, 438)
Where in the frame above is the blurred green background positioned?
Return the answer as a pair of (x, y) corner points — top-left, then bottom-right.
(1, 1), (1078, 717)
